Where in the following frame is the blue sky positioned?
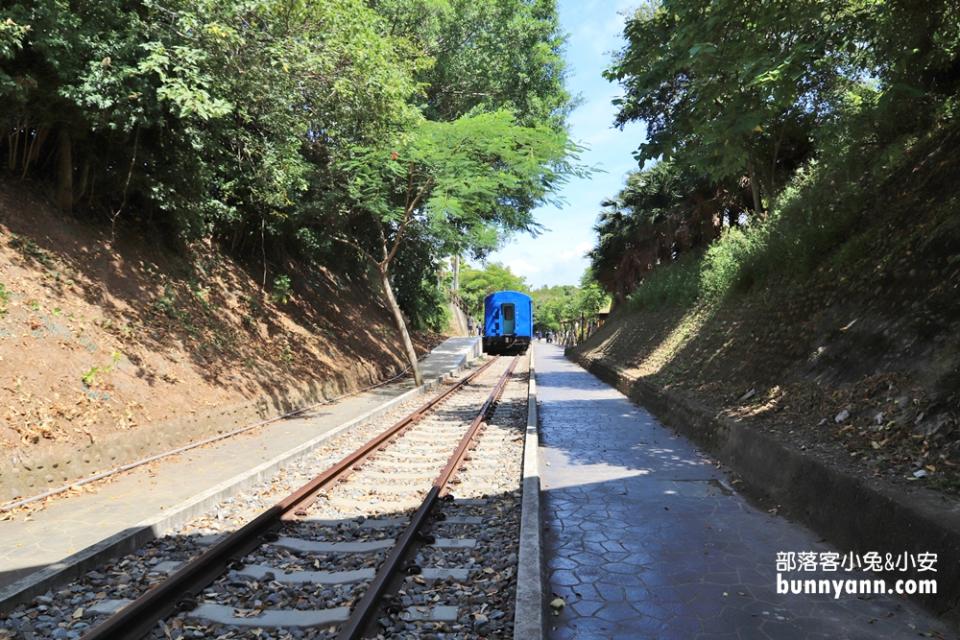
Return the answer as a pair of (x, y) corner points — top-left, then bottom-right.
(481, 0), (646, 288)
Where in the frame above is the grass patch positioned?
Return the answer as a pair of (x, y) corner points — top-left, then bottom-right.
(628, 252), (701, 309)
(80, 351), (122, 388)
(626, 127), (942, 311)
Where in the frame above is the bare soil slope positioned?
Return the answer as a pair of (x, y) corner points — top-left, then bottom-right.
(0, 183), (440, 500)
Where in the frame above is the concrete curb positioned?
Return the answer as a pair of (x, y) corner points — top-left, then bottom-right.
(567, 349), (960, 625)
(513, 348), (544, 639)
(0, 340), (483, 613)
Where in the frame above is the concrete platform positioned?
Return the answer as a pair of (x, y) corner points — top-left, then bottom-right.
(535, 343), (952, 640)
(0, 337), (479, 595)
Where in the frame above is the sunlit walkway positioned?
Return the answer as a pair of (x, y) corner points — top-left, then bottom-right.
(535, 342), (950, 640)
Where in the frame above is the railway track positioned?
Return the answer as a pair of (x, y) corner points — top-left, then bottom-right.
(68, 354), (527, 640)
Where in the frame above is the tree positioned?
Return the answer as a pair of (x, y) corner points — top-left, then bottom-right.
(530, 272), (608, 333)
(607, 0), (852, 212)
(0, 0), (578, 382)
(460, 263), (530, 319)
(0, 0), (419, 238)
(359, 0), (572, 334)
(588, 160), (740, 304)
(336, 110), (576, 384)
(575, 269), (608, 318)
(370, 0), (571, 128)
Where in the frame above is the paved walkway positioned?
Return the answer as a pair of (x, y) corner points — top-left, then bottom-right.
(535, 343), (952, 640)
(0, 337), (479, 591)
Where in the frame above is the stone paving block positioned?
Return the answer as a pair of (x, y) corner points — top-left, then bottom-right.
(534, 344), (952, 640)
(150, 560), (183, 574)
(450, 498), (486, 506)
(431, 537), (476, 549)
(85, 599), (129, 616)
(437, 515), (482, 525)
(414, 567), (470, 581)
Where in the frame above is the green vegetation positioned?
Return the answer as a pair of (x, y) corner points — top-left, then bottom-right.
(531, 272), (607, 332)
(337, 110), (577, 383)
(80, 351), (122, 388)
(9, 234), (54, 268)
(152, 285), (182, 320)
(592, 0), (960, 309)
(0, 283), (9, 316)
(459, 263), (530, 319)
(270, 275), (293, 306)
(1, 0), (576, 382)
(459, 262), (607, 333)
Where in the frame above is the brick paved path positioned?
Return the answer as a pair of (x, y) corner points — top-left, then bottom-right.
(535, 343), (952, 640)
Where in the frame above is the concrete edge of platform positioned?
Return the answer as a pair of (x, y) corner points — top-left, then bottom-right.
(513, 349), (544, 640)
(0, 339), (483, 613)
(567, 350), (960, 625)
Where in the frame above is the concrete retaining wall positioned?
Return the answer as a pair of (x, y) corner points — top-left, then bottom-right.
(569, 350), (960, 625)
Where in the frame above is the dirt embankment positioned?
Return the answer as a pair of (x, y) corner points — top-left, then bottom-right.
(574, 160), (960, 501)
(0, 183), (442, 501)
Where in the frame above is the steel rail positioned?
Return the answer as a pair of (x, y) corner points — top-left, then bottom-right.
(336, 355), (520, 640)
(80, 356), (502, 640)
(0, 363), (414, 514)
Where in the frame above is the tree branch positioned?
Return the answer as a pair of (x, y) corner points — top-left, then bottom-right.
(111, 124), (140, 244)
(332, 234), (379, 267)
(384, 176), (433, 268)
(377, 221), (389, 263)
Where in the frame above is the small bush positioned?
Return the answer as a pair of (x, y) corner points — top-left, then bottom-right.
(699, 227), (761, 299)
(270, 275), (293, 305)
(81, 351), (122, 388)
(153, 284), (180, 318)
(9, 235), (54, 268)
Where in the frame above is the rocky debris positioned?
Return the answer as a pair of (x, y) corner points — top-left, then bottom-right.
(550, 596), (566, 614)
(0, 536), (208, 638)
(374, 365), (528, 639)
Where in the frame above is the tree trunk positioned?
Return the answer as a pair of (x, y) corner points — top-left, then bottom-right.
(8, 121), (21, 171)
(76, 157), (90, 204)
(378, 266), (424, 387)
(747, 158), (762, 216)
(56, 130), (73, 214)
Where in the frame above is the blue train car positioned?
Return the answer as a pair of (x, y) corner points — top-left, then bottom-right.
(483, 290), (533, 354)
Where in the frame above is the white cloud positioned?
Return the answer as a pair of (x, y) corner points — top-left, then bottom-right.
(560, 240), (594, 261)
(482, 236), (593, 288)
(509, 257), (542, 277)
